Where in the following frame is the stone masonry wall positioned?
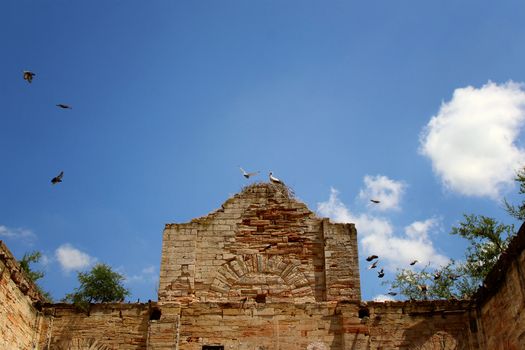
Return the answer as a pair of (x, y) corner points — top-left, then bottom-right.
(38, 303), (151, 349)
(159, 183), (361, 303)
(475, 229), (525, 349)
(144, 300), (477, 350)
(0, 240), (44, 350)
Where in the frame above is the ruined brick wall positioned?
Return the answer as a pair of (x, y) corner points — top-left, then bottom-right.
(158, 183), (361, 303)
(475, 230), (525, 349)
(3, 185), (525, 349)
(39, 303), (151, 349)
(144, 300), (478, 350)
(364, 300), (479, 349)
(0, 241), (44, 350)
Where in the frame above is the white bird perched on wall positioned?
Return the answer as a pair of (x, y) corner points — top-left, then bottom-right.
(269, 172), (282, 184)
(239, 167), (259, 179)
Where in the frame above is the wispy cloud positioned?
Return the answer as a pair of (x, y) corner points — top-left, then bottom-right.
(0, 225), (36, 243)
(317, 186), (448, 270)
(124, 265), (158, 284)
(358, 175), (406, 211)
(55, 244), (96, 272)
(420, 81), (525, 199)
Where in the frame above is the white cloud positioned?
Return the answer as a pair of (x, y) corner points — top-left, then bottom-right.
(358, 175), (406, 211)
(317, 188), (448, 270)
(55, 244), (96, 272)
(0, 225), (36, 242)
(420, 81), (525, 199)
(125, 265), (158, 284)
(373, 294), (395, 302)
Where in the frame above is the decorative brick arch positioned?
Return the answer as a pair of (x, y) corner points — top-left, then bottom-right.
(210, 254), (314, 301)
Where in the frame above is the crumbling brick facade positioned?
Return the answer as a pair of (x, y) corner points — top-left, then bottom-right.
(159, 183), (360, 304)
(1, 182), (524, 349)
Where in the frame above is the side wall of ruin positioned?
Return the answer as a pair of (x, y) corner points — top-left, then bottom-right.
(0, 241), (44, 350)
(476, 233), (525, 349)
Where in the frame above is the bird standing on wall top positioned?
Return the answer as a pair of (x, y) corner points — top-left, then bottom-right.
(269, 172), (282, 184)
(239, 167), (259, 179)
(51, 171), (64, 185)
(56, 104), (72, 109)
(366, 255), (379, 262)
(23, 71), (35, 83)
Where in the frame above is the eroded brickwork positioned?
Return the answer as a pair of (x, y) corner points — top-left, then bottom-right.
(476, 231), (525, 349)
(159, 183), (361, 303)
(38, 303), (151, 350)
(0, 241), (44, 350)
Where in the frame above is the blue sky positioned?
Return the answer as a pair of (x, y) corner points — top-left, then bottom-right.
(2, 1), (525, 302)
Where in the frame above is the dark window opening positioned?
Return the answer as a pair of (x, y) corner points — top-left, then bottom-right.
(255, 293), (267, 303)
(358, 307), (370, 319)
(202, 346), (224, 350)
(149, 307), (161, 321)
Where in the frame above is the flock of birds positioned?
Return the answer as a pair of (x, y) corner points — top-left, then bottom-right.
(365, 254), (426, 297)
(23, 70), (72, 185)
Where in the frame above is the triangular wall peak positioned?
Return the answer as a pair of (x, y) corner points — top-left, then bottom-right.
(158, 183), (361, 303)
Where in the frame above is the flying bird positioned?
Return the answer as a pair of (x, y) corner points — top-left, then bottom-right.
(51, 171), (64, 185)
(368, 261), (379, 269)
(239, 167), (259, 179)
(23, 71), (35, 83)
(366, 255), (379, 262)
(56, 104), (72, 109)
(409, 260), (418, 266)
(269, 172), (282, 184)
(377, 268), (384, 278)
(387, 291), (397, 296)
(433, 272), (441, 280)
(370, 199), (380, 204)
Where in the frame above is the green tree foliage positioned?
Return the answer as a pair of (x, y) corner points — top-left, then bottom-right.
(18, 251), (52, 302)
(64, 263), (130, 311)
(503, 167), (525, 221)
(387, 169), (522, 300)
(19, 251), (45, 282)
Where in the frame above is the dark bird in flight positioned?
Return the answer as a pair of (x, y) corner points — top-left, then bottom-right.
(370, 199), (380, 204)
(23, 71), (35, 83)
(269, 172), (282, 184)
(409, 260), (418, 266)
(387, 291), (397, 296)
(51, 171), (64, 185)
(240, 167), (259, 179)
(56, 104), (72, 109)
(433, 272), (441, 280)
(366, 255), (379, 262)
(377, 269), (385, 278)
(368, 261), (379, 269)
